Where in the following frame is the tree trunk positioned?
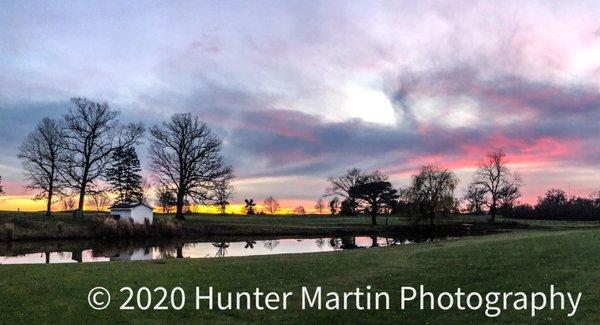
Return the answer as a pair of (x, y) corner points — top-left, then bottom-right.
(490, 200), (496, 222)
(371, 236), (378, 247)
(46, 191), (53, 217)
(77, 170), (88, 217)
(175, 189), (185, 220)
(77, 187), (86, 217)
(176, 246), (183, 258)
(430, 215), (435, 227)
(371, 206), (377, 227)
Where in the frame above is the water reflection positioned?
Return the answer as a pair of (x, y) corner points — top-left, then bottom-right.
(212, 242), (229, 257)
(0, 235), (437, 265)
(263, 240), (280, 251)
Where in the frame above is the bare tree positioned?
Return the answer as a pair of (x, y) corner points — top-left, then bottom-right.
(407, 165), (458, 226)
(149, 113), (233, 220)
(293, 206), (306, 215)
(472, 150), (521, 222)
(60, 98), (144, 216)
(498, 174), (522, 210)
(212, 177), (234, 215)
(18, 118), (65, 216)
(325, 168), (366, 215)
(244, 199), (256, 215)
(87, 191), (111, 211)
(463, 183), (486, 214)
(314, 197), (325, 214)
(263, 196), (280, 215)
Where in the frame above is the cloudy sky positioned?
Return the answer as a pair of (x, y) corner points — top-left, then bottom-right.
(2, 0), (600, 211)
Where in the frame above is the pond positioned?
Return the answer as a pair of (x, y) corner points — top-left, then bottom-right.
(0, 235), (450, 265)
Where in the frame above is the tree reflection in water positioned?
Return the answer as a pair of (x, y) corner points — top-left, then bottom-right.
(370, 236), (378, 247)
(314, 238), (326, 249)
(244, 241), (256, 249)
(213, 242), (230, 257)
(329, 238), (342, 250)
(263, 240), (279, 251)
(157, 246), (176, 259)
(340, 236), (358, 249)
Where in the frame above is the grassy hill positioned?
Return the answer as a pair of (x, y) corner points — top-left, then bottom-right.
(0, 227), (598, 323)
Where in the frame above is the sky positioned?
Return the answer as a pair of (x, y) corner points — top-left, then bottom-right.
(1, 0), (600, 211)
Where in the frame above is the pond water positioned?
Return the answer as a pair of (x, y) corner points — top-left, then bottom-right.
(0, 236), (442, 265)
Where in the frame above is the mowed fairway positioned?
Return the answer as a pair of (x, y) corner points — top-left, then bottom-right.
(0, 228), (599, 323)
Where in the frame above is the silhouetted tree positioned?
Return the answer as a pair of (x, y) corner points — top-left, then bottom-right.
(463, 183), (486, 214)
(0, 176), (3, 195)
(325, 168), (366, 215)
(105, 146), (143, 203)
(149, 113), (232, 220)
(212, 177), (234, 214)
(339, 199), (354, 215)
(349, 171), (398, 227)
(156, 187), (176, 213)
(314, 197), (325, 214)
(472, 150), (520, 222)
(244, 199), (256, 215)
(534, 188), (568, 219)
(263, 196), (280, 214)
(60, 98), (144, 216)
(407, 165), (458, 226)
(498, 174), (522, 209)
(293, 206), (306, 215)
(590, 191), (600, 208)
(87, 191), (111, 211)
(18, 118), (65, 216)
(329, 196), (340, 214)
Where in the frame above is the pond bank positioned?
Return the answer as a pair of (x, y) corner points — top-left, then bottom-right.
(0, 212), (530, 242)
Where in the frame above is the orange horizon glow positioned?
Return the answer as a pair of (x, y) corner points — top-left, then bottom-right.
(0, 196), (327, 215)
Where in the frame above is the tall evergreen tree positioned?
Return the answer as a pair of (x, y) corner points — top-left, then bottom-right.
(105, 146), (143, 203)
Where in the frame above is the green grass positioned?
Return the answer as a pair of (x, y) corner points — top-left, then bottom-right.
(1, 228), (599, 323)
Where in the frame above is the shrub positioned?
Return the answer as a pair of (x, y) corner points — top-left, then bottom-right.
(154, 219), (183, 236)
(92, 217), (118, 237)
(117, 218), (134, 237)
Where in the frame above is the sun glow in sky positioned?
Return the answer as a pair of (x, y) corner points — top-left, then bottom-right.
(2, 1), (600, 212)
(343, 83), (397, 125)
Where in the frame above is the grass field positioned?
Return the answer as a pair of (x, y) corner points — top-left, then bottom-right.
(0, 225), (599, 323)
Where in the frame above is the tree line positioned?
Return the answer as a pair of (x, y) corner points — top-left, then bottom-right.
(319, 150), (521, 226)
(8, 99), (600, 223)
(16, 97), (233, 219)
(503, 189), (600, 221)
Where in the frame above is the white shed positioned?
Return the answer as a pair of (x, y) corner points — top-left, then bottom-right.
(109, 202), (154, 224)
